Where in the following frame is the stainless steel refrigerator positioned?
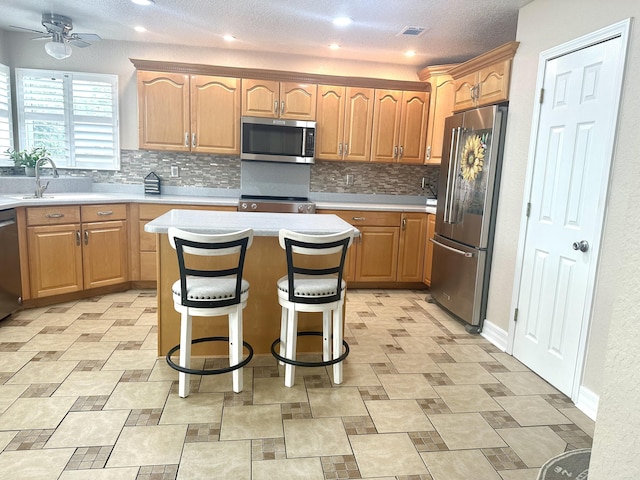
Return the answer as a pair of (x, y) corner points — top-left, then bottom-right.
(430, 105), (507, 333)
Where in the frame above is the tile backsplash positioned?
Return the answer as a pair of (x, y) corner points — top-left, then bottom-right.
(0, 150), (439, 197)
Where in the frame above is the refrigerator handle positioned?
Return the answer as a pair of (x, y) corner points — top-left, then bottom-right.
(443, 127), (456, 223)
(430, 237), (474, 258)
(447, 127), (462, 224)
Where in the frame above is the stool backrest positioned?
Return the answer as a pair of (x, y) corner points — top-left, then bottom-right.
(279, 228), (354, 304)
(168, 227), (253, 308)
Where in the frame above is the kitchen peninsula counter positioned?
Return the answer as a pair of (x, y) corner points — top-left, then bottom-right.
(145, 209), (356, 356)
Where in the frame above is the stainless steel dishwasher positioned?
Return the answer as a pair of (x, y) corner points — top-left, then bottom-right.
(0, 208), (22, 320)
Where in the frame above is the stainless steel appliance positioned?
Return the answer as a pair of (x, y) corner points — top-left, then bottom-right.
(0, 209), (22, 320)
(241, 116), (316, 164)
(238, 195), (316, 214)
(430, 105), (507, 333)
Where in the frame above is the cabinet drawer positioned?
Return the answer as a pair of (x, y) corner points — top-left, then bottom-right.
(81, 204), (127, 222)
(27, 206), (81, 226)
(138, 203), (176, 221)
(319, 209), (401, 227)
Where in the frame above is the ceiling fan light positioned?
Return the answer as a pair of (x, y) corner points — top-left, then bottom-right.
(131, 0), (155, 5)
(45, 40), (72, 59)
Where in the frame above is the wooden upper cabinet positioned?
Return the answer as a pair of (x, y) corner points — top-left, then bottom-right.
(242, 79), (317, 120)
(191, 75), (241, 154)
(449, 42), (519, 113)
(422, 65), (456, 165)
(371, 89), (429, 164)
(137, 71), (240, 153)
(316, 85), (374, 161)
(138, 71), (190, 151)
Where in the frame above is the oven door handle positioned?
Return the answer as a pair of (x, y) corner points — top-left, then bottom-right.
(0, 219), (16, 228)
(430, 238), (474, 258)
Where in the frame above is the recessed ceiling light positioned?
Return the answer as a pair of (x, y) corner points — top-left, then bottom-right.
(405, 50), (417, 57)
(329, 43), (341, 50)
(131, 0), (155, 5)
(333, 16), (352, 27)
(223, 35), (236, 42)
(134, 26), (147, 33)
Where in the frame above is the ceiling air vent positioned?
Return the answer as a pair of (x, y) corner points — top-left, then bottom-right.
(397, 26), (428, 37)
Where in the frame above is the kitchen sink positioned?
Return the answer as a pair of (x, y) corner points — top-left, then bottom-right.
(9, 193), (112, 201)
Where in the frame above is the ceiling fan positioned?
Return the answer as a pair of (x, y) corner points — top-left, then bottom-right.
(11, 13), (102, 59)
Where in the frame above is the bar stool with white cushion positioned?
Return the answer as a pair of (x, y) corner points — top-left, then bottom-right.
(271, 228), (354, 387)
(166, 227), (254, 397)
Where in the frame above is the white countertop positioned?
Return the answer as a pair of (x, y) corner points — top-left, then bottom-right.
(144, 209), (357, 236)
(0, 191), (437, 214)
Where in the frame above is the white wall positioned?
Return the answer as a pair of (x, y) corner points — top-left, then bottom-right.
(0, 30), (7, 64)
(487, 0), (640, 477)
(3, 32), (420, 150)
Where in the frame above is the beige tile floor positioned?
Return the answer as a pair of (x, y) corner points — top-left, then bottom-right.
(0, 289), (594, 480)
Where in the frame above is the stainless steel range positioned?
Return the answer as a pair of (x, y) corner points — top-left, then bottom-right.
(238, 195), (316, 214)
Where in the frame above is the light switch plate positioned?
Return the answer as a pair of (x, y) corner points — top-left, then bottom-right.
(170, 166), (179, 178)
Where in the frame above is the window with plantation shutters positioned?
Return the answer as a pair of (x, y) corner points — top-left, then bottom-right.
(0, 64), (13, 162)
(16, 68), (120, 170)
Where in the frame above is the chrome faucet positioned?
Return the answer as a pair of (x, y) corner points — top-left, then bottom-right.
(34, 156), (59, 198)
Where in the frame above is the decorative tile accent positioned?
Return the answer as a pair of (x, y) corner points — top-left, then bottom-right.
(136, 464), (179, 480)
(479, 343), (503, 354)
(1, 319), (34, 327)
(19, 383), (60, 398)
(76, 333), (104, 342)
(39, 326), (69, 334)
(0, 342), (27, 352)
(396, 475), (433, 480)
(0, 372), (13, 384)
(46, 306), (72, 313)
(281, 402), (312, 420)
(65, 446), (113, 470)
(409, 431), (448, 452)
(396, 316), (417, 324)
(380, 344), (404, 354)
(223, 390), (253, 406)
(125, 408), (163, 426)
(4, 429), (55, 450)
(144, 307), (158, 313)
(417, 398), (452, 415)
(482, 447), (528, 470)
(304, 375), (333, 389)
(30, 351), (65, 361)
(348, 322), (368, 330)
(388, 328), (410, 337)
(481, 383), (515, 397)
(542, 393), (575, 409)
(550, 424), (593, 449)
(358, 386), (389, 401)
(77, 312), (103, 320)
(120, 369), (152, 382)
(480, 410), (520, 429)
(69, 395), (109, 412)
(116, 340), (144, 351)
(113, 319), (138, 327)
(342, 416), (377, 435)
(73, 360), (107, 372)
(320, 454), (362, 480)
(253, 365), (280, 378)
(431, 336), (457, 345)
(252, 437), (286, 461)
(428, 352), (456, 363)
(111, 302), (133, 308)
(170, 378), (201, 395)
(479, 361), (511, 373)
(185, 423), (220, 443)
(423, 373), (454, 386)
(370, 362), (398, 375)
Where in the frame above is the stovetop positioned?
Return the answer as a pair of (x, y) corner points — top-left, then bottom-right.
(238, 195), (316, 214)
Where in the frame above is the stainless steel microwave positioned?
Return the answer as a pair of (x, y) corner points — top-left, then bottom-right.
(240, 116), (316, 164)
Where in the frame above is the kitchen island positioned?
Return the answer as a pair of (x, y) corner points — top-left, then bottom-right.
(145, 209), (356, 356)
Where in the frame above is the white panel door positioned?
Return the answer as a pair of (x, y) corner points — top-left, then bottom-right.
(513, 36), (623, 396)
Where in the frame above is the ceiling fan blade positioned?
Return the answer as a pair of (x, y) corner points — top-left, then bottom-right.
(31, 35), (53, 41)
(68, 38), (91, 48)
(73, 33), (102, 42)
(9, 25), (47, 35)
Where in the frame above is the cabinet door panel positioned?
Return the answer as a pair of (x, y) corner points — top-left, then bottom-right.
(192, 75), (241, 154)
(452, 73), (477, 112)
(28, 224), (83, 298)
(424, 214), (436, 286)
(356, 227), (399, 282)
(344, 87), (374, 162)
(83, 220), (128, 289)
(477, 60), (511, 106)
(138, 71), (190, 151)
(242, 79), (279, 118)
(371, 89), (402, 163)
(427, 77), (455, 164)
(316, 85), (346, 160)
(280, 82), (317, 120)
(398, 91), (429, 164)
(398, 213), (427, 282)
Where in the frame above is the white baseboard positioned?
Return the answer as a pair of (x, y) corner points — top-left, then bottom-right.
(575, 385), (599, 421)
(481, 319), (508, 352)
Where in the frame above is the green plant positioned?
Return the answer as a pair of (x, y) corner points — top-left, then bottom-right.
(5, 146), (50, 168)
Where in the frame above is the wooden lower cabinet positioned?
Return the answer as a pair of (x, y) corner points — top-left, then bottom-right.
(424, 213), (436, 286)
(25, 205), (129, 299)
(355, 226), (399, 282)
(397, 213), (427, 282)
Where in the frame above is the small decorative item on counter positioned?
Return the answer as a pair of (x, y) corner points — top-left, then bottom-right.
(5, 146), (50, 176)
(144, 171), (161, 195)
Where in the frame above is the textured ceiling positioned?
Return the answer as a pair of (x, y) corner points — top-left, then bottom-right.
(0, 0), (532, 67)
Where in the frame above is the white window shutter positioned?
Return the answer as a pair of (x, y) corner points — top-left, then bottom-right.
(0, 64), (13, 162)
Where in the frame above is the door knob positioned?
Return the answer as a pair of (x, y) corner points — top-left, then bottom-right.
(572, 240), (589, 252)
